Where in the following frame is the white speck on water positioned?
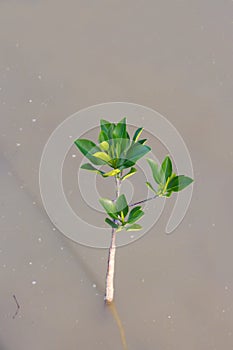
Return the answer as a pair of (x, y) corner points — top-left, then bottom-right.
(20, 185), (24, 189)
(212, 223), (216, 227)
(168, 315), (172, 319)
(32, 118), (37, 122)
(188, 223), (192, 228)
(12, 268), (16, 272)
(152, 319), (156, 323)
(32, 280), (37, 285)
(15, 42), (19, 48)
(52, 227), (56, 231)
(19, 127), (23, 131)
(16, 143), (21, 147)
(28, 99), (33, 103)
(60, 246), (64, 251)
(225, 285), (229, 290)
(92, 284), (97, 288)
(141, 278), (145, 283)
(38, 75), (42, 80)
(44, 306), (48, 310)
(130, 235), (134, 239)
(29, 261), (32, 265)
(38, 237), (42, 243)
(69, 135), (73, 139)
(72, 154), (76, 158)
(3, 264), (6, 268)
(32, 201), (36, 205)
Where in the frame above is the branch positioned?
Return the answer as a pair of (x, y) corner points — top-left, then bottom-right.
(129, 194), (158, 207)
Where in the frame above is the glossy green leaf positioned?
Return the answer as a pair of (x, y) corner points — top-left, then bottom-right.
(137, 139), (147, 145)
(161, 156), (172, 183)
(74, 139), (105, 165)
(100, 119), (112, 134)
(126, 142), (151, 163)
(121, 167), (137, 181)
(105, 218), (119, 229)
(126, 224), (142, 231)
(132, 127), (143, 142)
(127, 206), (144, 224)
(115, 194), (128, 217)
(147, 158), (161, 184)
(98, 130), (108, 143)
(80, 163), (104, 175)
(99, 198), (118, 219)
(93, 152), (111, 163)
(167, 175), (193, 192)
(112, 117), (126, 139)
(146, 181), (156, 193)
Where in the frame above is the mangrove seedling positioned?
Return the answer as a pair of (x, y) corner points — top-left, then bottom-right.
(74, 118), (193, 303)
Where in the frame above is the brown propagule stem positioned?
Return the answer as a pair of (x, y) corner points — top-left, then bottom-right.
(105, 176), (158, 304)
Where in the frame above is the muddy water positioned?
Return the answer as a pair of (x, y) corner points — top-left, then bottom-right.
(1, 1), (233, 349)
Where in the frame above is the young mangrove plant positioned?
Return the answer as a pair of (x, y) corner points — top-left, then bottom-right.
(74, 118), (193, 304)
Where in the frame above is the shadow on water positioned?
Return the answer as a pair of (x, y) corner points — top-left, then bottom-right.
(107, 302), (128, 350)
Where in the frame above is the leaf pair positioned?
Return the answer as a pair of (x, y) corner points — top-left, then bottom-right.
(146, 156), (193, 197)
(99, 194), (144, 232)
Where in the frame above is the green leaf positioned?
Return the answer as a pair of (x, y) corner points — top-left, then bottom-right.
(116, 226), (124, 233)
(126, 142), (151, 163)
(112, 117), (127, 139)
(121, 167), (137, 181)
(103, 169), (121, 177)
(133, 127), (143, 142)
(146, 181), (156, 193)
(80, 163), (104, 175)
(98, 130), (108, 143)
(74, 139), (105, 165)
(127, 206), (144, 224)
(93, 152), (112, 163)
(105, 218), (119, 229)
(161, 156), (172, 183)
(137, 139), (147, 145)
(99, 141), (109, 151)
(100, 119), (112, 134)
(126, 224), (142, 231)
(115, 194), (129, 217)
(166, 175), (193, 192)
(147, 158), (161, 184)
(99, 198), (118, 219)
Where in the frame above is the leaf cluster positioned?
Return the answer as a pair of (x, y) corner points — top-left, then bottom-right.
(74, 118), (150, 180)
(99, 194), (144, 232)
(146, 156), (193, 197)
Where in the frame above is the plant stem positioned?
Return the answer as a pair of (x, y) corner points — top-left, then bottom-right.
(129, 194), (158, 207)
(105, 176), (121, 304)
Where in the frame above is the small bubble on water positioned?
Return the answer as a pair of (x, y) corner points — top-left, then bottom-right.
(52, 227), (56, 231)
(168, 315), (172, 319)
(92, 283), (97, 288)
(141, 278), (145, 283)
(38, 75), (42, 80)
(28, 99), (33, 103)
(72, 154), (76, 158)
(38, 237), (42, 243)
(32, 118), (37, 122)
(212, 223), (215, 227)
(32, 280), (37, 285)
(29, 261), (32, 265)
(16, 143), (21, 147)
(60, 246), (64, 251)
(130, 235), (134, 239)
(225, 286), (229, 290)
(19, 127), (23, 131)
(69, 135), (73, 139)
